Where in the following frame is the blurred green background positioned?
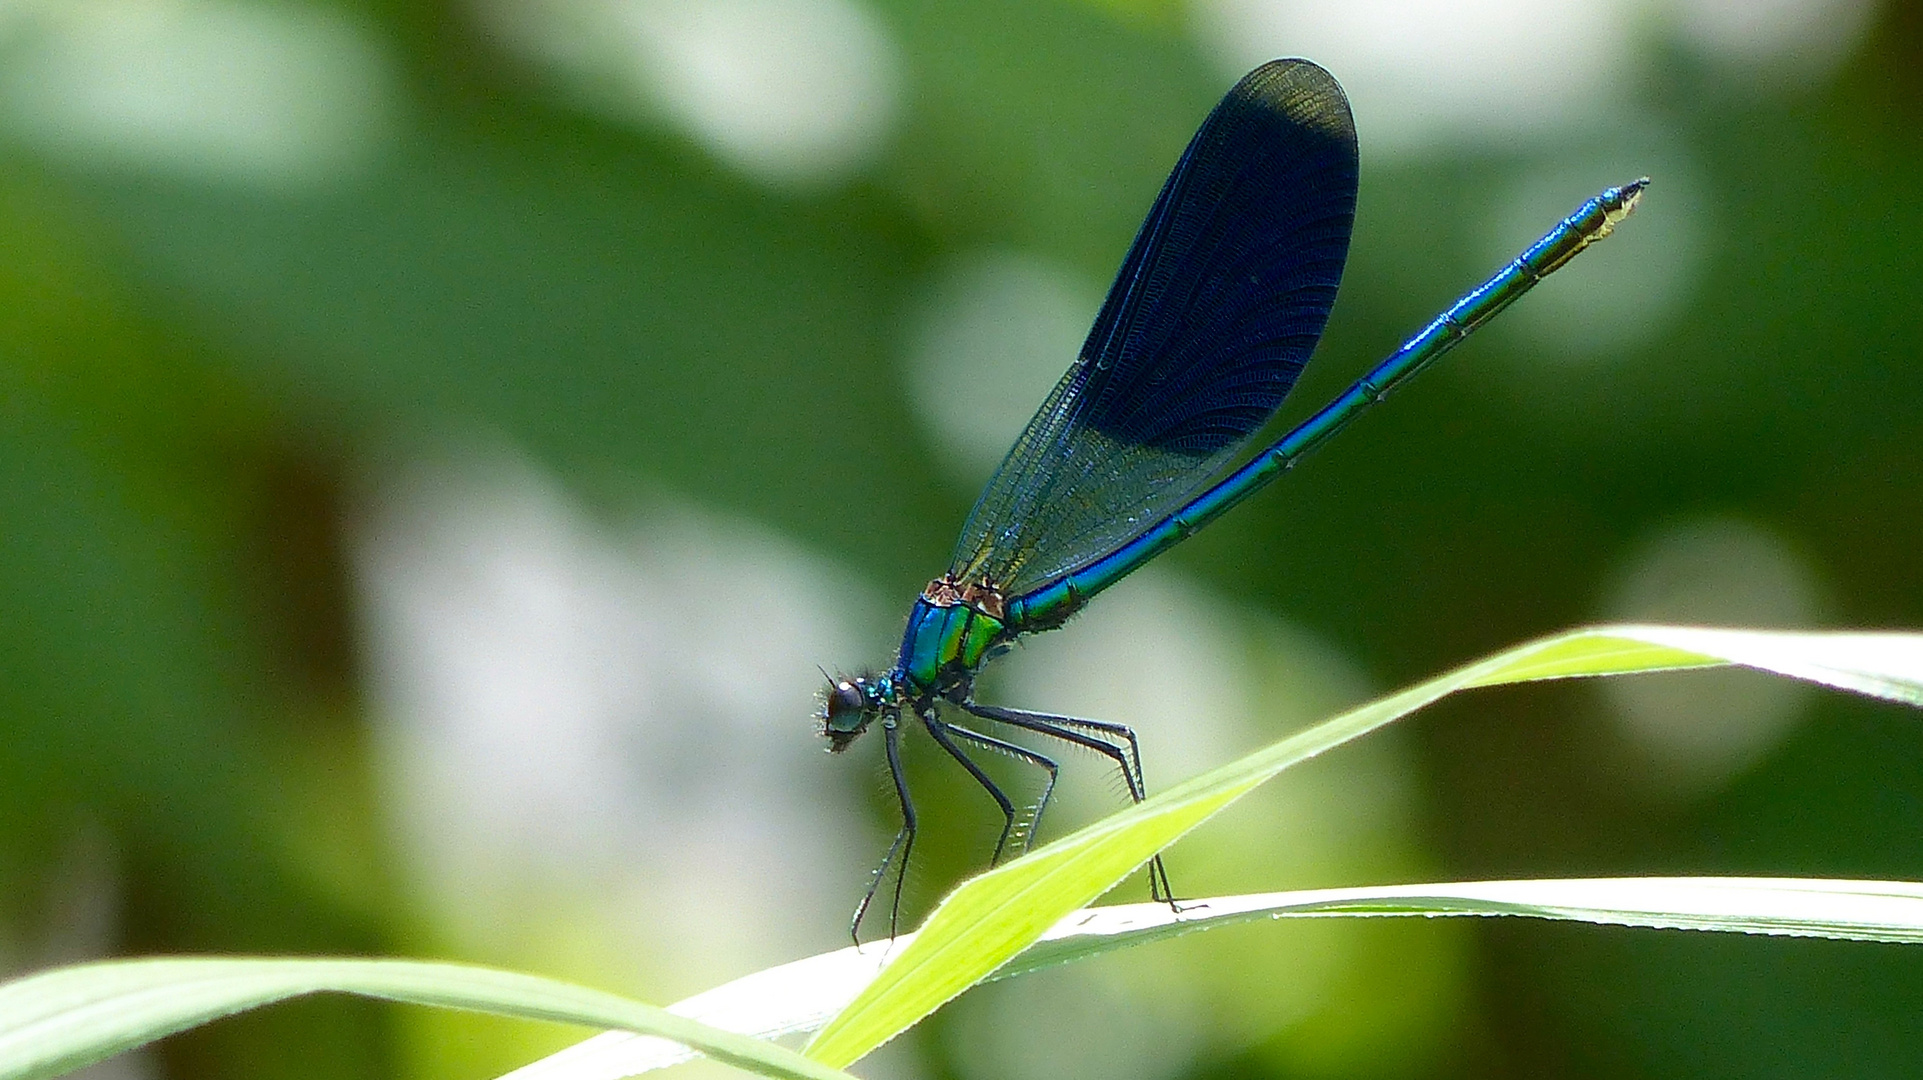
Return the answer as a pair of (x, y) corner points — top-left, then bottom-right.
(2, 0), (1921, 1077)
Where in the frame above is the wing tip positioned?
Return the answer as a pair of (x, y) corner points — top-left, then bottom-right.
(1237, 58), (1356, 149)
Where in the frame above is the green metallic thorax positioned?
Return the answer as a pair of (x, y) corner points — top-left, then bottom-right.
(896, 576), (1012, 697)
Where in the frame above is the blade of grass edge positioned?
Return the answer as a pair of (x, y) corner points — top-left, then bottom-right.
(0, 958), (859, 1080)
(1005, 876), (1923, 966)
(803, 624), (1923, 1067)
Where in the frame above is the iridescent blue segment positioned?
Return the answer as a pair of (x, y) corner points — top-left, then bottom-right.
(945, 59), (1359, 598)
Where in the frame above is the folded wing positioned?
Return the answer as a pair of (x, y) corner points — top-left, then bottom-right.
(947, 59), (1360, 597)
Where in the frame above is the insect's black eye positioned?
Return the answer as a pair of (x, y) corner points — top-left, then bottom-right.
(821, 679), (873, 751)
(825, 682), (864, 724)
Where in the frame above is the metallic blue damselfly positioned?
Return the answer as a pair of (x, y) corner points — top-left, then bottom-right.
(822, 58), (1645, 942)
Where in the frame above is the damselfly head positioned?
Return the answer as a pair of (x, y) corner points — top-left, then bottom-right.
(821, 673), (882, 752)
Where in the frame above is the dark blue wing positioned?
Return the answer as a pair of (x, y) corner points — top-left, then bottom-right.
(947, 59), (1359, 596)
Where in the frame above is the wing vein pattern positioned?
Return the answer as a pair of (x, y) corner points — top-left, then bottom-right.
(946, 59), (1360, 598)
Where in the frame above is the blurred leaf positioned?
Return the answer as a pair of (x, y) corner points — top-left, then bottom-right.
(0, 166), (395, 1079)
(878, 0), (1214, 269)
(82, 132), (941, 580)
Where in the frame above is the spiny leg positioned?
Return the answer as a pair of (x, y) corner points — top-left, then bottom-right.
(917, 713), (1014, 865)
(963, 703), (1147, 800)
(961, 702), (1176, 904)
(851, 716), (916, 944)
(920, 710), (1050, 866)
(998, 709), (1147, 797)
(938, 717), (1061, 859)
(997, 711), (1169, 898)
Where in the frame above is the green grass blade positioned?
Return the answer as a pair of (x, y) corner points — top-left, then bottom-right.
(1511, 625), (1923, 704)
(1010, 877), (1923, 954)
(502, 872), (1923, 1080)
(803, 625), (1923, 1067)
(0, 958), (859, 1080)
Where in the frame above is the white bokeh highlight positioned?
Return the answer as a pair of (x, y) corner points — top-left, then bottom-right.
(1599, 516), (1824, 793)
(1671, 0), (1878, 73)
(475, 0), (901, 185)
(1190, 0), (1639, 152)
(353, 459), (889, 1002)
(1189, 0), (1879, 153)
(0, 0), (395, 186)
(904, 250), (1102, 485)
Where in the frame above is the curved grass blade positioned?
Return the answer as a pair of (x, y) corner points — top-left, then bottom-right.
(501, 874), (1923, 1080)
(0, 957), (859, 1080)
(803, 625), (1923, 1067)
(1017, 876), (1923, 954)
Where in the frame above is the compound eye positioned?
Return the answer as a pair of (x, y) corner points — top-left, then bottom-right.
(823, 680), (868, 734)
